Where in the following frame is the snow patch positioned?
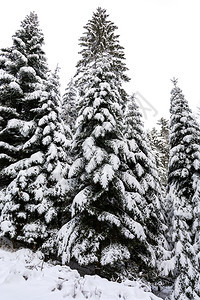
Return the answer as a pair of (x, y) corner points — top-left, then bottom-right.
(0, 248), (162, 300)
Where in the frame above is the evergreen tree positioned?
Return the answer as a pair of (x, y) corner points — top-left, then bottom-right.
(0, 13), (69, 253)
(147, 127), (167, 192)
(161, 79), (200, 299)
(0, 12), (48, 188)
(148, 118), (169, 192)
(124, 95), (167, 278)
(58, 8), (131, 278)
(0, 12), (48, 228)
(58, 8), (165, 281)
(62, 77), (77, 135)
(37, 68), (70, 254)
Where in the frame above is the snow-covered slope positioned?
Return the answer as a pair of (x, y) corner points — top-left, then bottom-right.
(0, 248), (162, 300)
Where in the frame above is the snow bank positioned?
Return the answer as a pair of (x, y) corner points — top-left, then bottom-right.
(0, 248), (162, 300)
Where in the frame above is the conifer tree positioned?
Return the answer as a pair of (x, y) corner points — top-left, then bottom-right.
(124, 95), (167, 277)
(0, 13), (69, 252)
(148, 127), (167, 191)
(148, 118), (169, 192)
(62, 77), (77, 135)
(13, 11), (48, 80)
(0, 12), (48, 188)
(58, 8), (165, 281)
(58, 8), (131, 278)
(37, 68), (70, 254)
(0, 12), (48, 227)
(161, 79), (200, 300)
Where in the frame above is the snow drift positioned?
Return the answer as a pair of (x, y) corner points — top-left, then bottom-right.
(0, 248), (162, 300)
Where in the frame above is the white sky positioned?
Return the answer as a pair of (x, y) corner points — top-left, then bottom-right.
(1, 0), (200, 127)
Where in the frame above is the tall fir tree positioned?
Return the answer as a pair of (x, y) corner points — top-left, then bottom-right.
(0, 13), (69, 253)
(160, 79), (200, 300)
(58, 8), (165, 281)
(58, 8), (131, 278)
(0, 12), (49, 225)
(0, 12), (48, 188)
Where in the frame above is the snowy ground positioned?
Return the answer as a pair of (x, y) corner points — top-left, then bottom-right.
(0, 248), (162, 300)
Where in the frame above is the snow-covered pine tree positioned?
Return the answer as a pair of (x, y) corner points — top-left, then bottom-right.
(0, 11), (49, 239)
(62, 77), (77, 135)
(0, 12), (69, 253)
(147, 127), (167, 192)
(58, 7), (165, 281)
(58, 8), (129, 278)
(0, 12), (48, 189)
(147, 118), (169, 192)
(161, 79), (200, 300)
(124, 95), (167, 280)
(0, 12), (48, 221)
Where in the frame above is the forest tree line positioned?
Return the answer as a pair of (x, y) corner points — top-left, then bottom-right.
(0, 8), (200, 300)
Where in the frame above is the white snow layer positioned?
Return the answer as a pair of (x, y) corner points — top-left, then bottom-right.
(0, 248), (162, 300)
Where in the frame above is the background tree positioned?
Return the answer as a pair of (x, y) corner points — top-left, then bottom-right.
(147, 118), (169, 193)
(62, 77), (77, 136)
(160, 79), (200, 300)
(124, 95), (168, 280)
(157, 117), (169, 177)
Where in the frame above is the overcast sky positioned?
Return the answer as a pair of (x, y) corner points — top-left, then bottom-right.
(1, 0), (200, 127)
